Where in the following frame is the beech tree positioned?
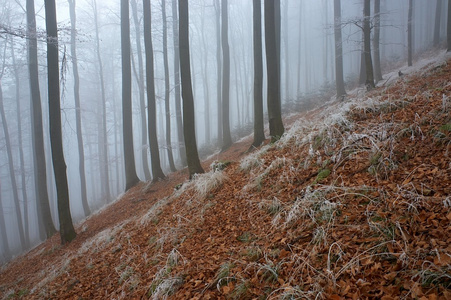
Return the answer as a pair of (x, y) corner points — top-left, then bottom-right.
(264, 0), (284, 141)
(121, 0), (140, 190)
(363, 0), (375, 89)
(408, 0), (413, 66)
(26, 0), (56, 240)
(252, 0), (265, 148)
(334, 0), (346, 98)
(221, 0), (232, 151)
(178, 0), (204, 177)
(143, 0), (166, 181)
(448, 0), (451, 51)
(434, 0), (442, 47)
(45, 0), (76, 244)
(373, 0), (382, 82)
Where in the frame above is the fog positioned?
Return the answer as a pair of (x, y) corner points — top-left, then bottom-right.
(0, 0), (445, 262)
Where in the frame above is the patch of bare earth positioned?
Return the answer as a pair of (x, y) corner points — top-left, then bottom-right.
(1, 58), (451, 299)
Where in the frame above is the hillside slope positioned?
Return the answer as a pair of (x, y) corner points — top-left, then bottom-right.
(1, 54), (451, 299)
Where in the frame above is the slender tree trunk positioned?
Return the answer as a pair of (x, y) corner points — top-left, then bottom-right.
(0, 182), (11, 261)
(275, 0), (281, 107)
(201, 6), (211, 145)
(144, 0), (166, 181)
(26, 0), (56, 239)
(92, 0), (111, 201)
(373, 0), (383, 82)
(363, 0), (375, 88)
(334, 0), (346, 98)
(68, 0), (91, 217)
(121, 0), (141, 190)
(0, 81), (27, 250)
(162, 0), (177, 172)
(408, 0), (413, 66)
(221, 0), (232, 151)
(171, 0), (187, 167)
(296, 2), (302, 97)
(215, 0), (223, 146)
(434, 0), (442, 46)
(448, 0), (451, 51)
(10, 39), (30, 246)
(265, 0), (284, 141)
(45, 0), (77, 245)
(252, 0), (265, 148)
(178, 0), (204, 178)
(131, 0), (152, 181)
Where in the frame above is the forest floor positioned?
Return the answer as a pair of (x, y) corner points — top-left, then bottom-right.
(1, 51), (451, 299)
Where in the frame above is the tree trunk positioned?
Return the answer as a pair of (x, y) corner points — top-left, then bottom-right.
(0, 81), (27, 250)
(0, 182), (11, 261)
(10, 39), (31, 246)
(92, 0), (111, 202)
(178, 0), (205, 178)
(121, 0), (141, 190)
(296, 2), (302, 97)
(408, 0), (413, 66)
(45, 0), (77, 245)
(334, 0), (346, 98)
(143, 0), (166, 181)
(265, 0), (284, 141)
(68, 0), (91, 217)
(162, 0), (177, 173)
(363, 0), (375, 88)
(215, 0), (223, 146)
(221, 0), (232, 151)
(26, 0), (56, 240)
(448, 0), (451, 51)
(201, 6), (211, 146)
(252, 0), (265, 148)
(434, 0), (442, 46)
(171, 0), (187, 168)
(373, 0), (383, 82)
(131, 0), (152, 181)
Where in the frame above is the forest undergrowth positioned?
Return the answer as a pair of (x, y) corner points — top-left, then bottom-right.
(1, 53), (451, 299)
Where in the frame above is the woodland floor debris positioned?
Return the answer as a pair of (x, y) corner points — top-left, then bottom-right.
(1, 54), (451, 299)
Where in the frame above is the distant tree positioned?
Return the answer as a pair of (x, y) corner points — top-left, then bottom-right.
(448, 0), (451, 51)
(0, 80), (27, 250)
(334, 0), (346, 98)
(373, 0), (383, 82)
(171, 0), (187, 167)
(264, 0), (284, 141)
(92, 0), (111, 202)
(215, 0), (223, 146)
(221, 0), (232, 151)
(45, 0), (76, 244)
(0, 182), (11, 261)
(143, 0), (166, 181)
(68, 0), (91, 217)
(408, 0), (413, 66)
(26, 0), (56, 240)
(363, 0), (375, 88)
(162, 0), (177, 172)
(178, 0), (204, 177)
(131, 0), (152, 181)
(251, 0), (265, 148)
(121, 0), (141, 190)
(434, 0), (442, 47)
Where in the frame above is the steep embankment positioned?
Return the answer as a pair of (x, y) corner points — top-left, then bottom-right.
(1, 53), (451, 299)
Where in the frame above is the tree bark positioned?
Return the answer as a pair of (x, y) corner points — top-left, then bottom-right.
(265, 0), (284, 141)
(215, 0), (223, 146)
(143, 0), (166, 181)
(171, 0), (187, 167)
(121, 0), (141, 190)
(26, 0), (56, 240)
(448, 0), (451, 51)
(252, 0), (265, 148)
(178, 0), (205, 178)
(162, 0), (177, 172)
(45, 0), (77, 245)
(373, 0), (383, 82)
(0, 182), (11, 261)
(363, 0), (375, 88)
(408, 0), (413, 66)
(334, 0), (346, 98)
(130, 0), (152, 181)
(221, 0), (232, 151)
(68, 0), (91, 216)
